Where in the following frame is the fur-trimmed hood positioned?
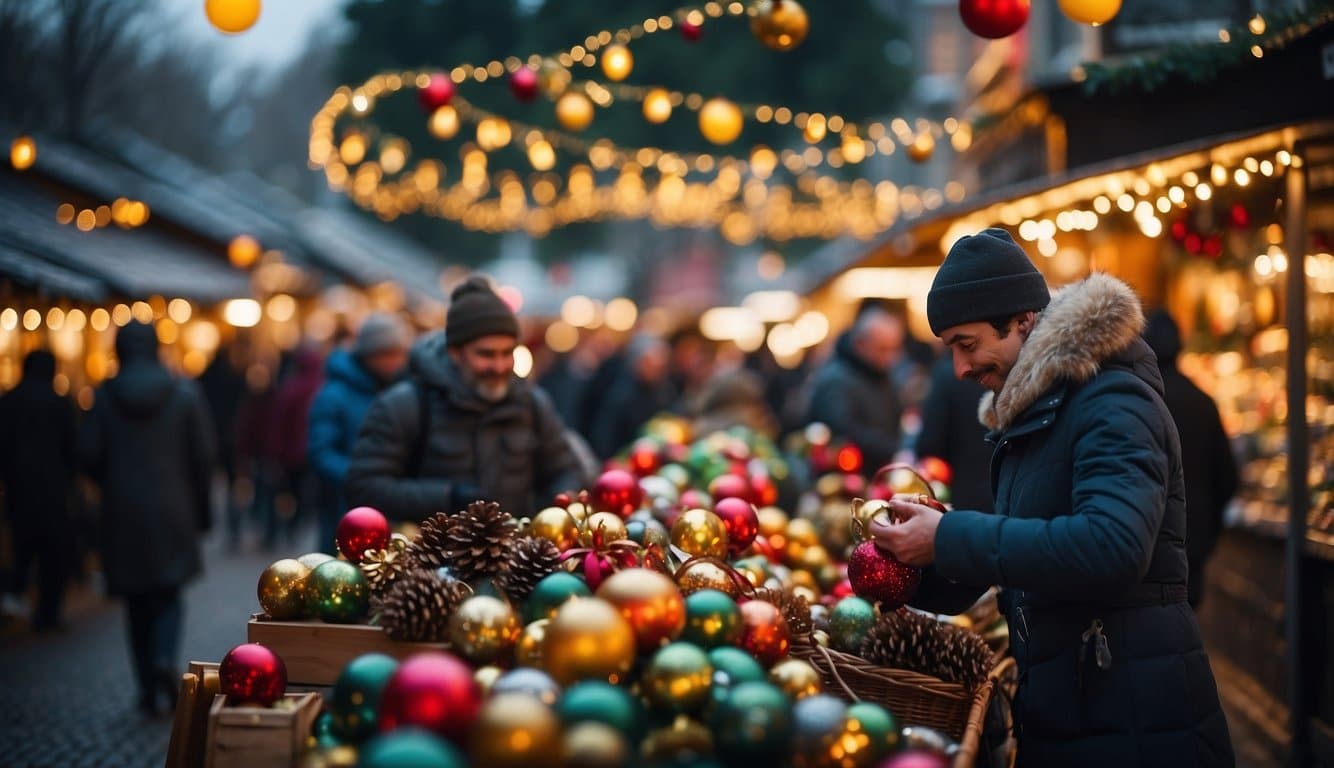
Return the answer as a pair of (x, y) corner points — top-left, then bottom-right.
(979, 272), (1147, 431)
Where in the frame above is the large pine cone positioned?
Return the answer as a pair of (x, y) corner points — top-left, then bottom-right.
(443, 501), (518, 582)
(494, 536), (562, 602)
(752, 587), (813, 641)
(376, 570), (472, 642)
(861, 609), (991, 690)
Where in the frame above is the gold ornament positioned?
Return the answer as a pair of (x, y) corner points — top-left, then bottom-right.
(205, 0), (261, 34)
(850, 498), (891, 543)
(757, 506), (789, 538)
(642, 643), (714, 714)
(596, 569), (685, 652)
(541, 597), (636, 686)
(768, 657), (822, 699)
(359, 533), (411, 593)
(798, 544), (831, 572)
(1059, 0), (1122, 26)
(257, 558), (310, 620)
(472, 693), (563, 768)
(581, 511), (630, 547)
(600, 44), (634, 81)
(556, 92), (595, 132)
(792, 584), (821, 606)
(515, 619), (549, 667)
(429, 105), (459, 139)
(643, 88), (673, 124)
(566, 500), (592, 524)
(907, 132), (936, 164)
(675, 559), (742, 598)
(562, 722), (629, 768)
(749, 0), (809, 52)
(790, 569), (818, 593)
(641, 716), (714, 762)
(447, 595), (521, 665)
(531, 507), (581, 550)
(539, 60), (572, 95)
(671, 508), (729, 559)
(699, 99), (744, 146)
(475, 664), (504, 695)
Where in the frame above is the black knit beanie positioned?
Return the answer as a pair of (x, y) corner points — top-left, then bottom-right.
(926, 228), (1051, 336)
(445, 276), (519, 348)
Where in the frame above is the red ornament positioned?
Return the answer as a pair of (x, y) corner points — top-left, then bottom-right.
(708, 473), (755, 504)
(592, 469), (645, 517)
(737, 599), (791, 666)
(713, 497), (759, 556)
(336, 507), (391, 563)
(378, 652), (482, 745)
(1184, 233), (1203, 254)
(832, 579), (855, 600)
(958, 0), (1030, 39)
(219, 643), (287, 706)
(417, 74), (455, 113)
(1170, 218), (1188, 242)
(917, 457), (953, 486)
(1203, 235), (1224, 259)
(1229, 203), (1250, 229)
(847, 541), (921, 609)
(679, 489), (713, 511)
(680, 19), (702, 41)
(509, 68), (539, 102)
(835, 445), (863, 474)
(628, 439), (662, 477)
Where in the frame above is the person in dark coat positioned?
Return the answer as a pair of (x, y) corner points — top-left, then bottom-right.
(266, 346), (324, 549)
(873, 230), (1233, 767)
(346, 277), (585, 521)
(1142, 309), (1239, 608)
(0, 350), (79, 631)
(915, 354), (994, 513)
(802, 308), (905, 474)
(79, 321), (217, 717)
(308, 313), (412, 553)
(589, 334), (675, 459)
(196, 344), (246, 549)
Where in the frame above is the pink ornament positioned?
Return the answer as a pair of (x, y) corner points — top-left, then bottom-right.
(847, 541), (921, 609)
(708, 473), (754, 504)
(336, 507), (391, 563)
(713, 497), (759, 555)
(680, 19), (702, 41)
(378, 652), (482, 745)
(219, 643), (287, 706)
(509, 68), (539, 102)
(592, 469), (644, 518)
(878, 750), (951, 768)
(417, 74), (455, 112)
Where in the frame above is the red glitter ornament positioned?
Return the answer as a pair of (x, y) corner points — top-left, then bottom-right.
(336, 507), (391, 563)
(417, 74), (455, 112)
(378, 652), (482, 745)
(713, 497), (759, 556)
(219, 643), (287, 706)
(847, 541), (921, 609)
(509, 67), (539, 102)
(958, 0), (1030, 39)
(738, 599), (791, 666)
(592, 469), (645, 517)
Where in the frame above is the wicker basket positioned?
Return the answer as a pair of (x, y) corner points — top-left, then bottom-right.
(791, 642), (1015, 768)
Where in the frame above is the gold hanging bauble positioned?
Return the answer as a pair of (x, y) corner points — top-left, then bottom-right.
(850, 498), (892, 543)
(556, 92), (595, 132)
(530, 507), (581, 550)
(205, 0), (261, 34)
(757, 506), (789, 538)
(562, 722), (630, 768)
(768, 657), (822, 699)
(541, 598), (637, 686)
(581, 511), (630, 546)
(600, 44), (634, 81)
(749, 0), (809, 52)
(674, 559), (742, 598)
(643, 88), (673, 124)
(907, 132), (936, 164)
(446, 595), (521, 665)
(699, 98), (744, 146)
(595, 568), (686, 652)
(670, 508), (729, 559)
(257, 558), (310, 620)
(1058, 0), (1122, 26)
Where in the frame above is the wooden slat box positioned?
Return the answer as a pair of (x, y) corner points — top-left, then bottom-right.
(247, 614), (447, 686)
(205, 691), (321, 768)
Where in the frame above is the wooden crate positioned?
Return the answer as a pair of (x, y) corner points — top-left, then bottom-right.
(205, 691), (321, 768)
(247, 614), (447, 686)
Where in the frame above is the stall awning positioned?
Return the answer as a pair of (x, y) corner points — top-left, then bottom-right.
(0, 241), (106, 302)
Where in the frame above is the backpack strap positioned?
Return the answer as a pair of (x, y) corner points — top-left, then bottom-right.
(405, 375), (431, 479)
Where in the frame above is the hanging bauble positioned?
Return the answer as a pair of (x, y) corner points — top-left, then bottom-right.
(297, 552), (334, 571)
(847, 541), (920, 609)
(749, 0), (810, 51)
(219, 643), (286, 706)
(845, 701), (901, 761)
(510, 68), (540, 102)
(596, 568), (686, 652)
(470, 693), (562, 768)
(358, 729), (466, 768)
(675, 558), (743, 598)
(713, 498), (759, 555)
(336, 507), (391, 563)
(643, 642), (714, 714)
(257, 558), (310, 620)
(331, 653), (399, 743)
(600, 44), (634, 81)
(204, 0), (261, 34)
(530, 507), (581, 551)
(682, 589), (743, 648)
(418, 74), (455, 113)
(1058, 0), (1121, 26)
(671, 508), (729, 559)
(540, 598), (637, 686)
(829, 596), (877, 653)
(558, 681), (644, 738)
(562, 722), (630, 768)
(791, 694), (850, 767)
(377, 652), (481, 744)
(958, 0), (1030, 39)
(757, 506), (789, 539)
(768, 657), (822, 699)
(906, 132), (936, 164)
(491, 667), (562, 707)
(738, 599), (791, 666)
(680, 18), (703, 41)
(699, 98), (744, 145)
(592, 469), (644, 517)
(446, 595), (521, 665)
(713, 681), (792, 765)
(555, 92), (595, 132)
(524, 571), (592, 623)
(306, 560), (371, 623)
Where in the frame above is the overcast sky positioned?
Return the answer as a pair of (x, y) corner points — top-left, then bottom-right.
(179, 0), (348, 72)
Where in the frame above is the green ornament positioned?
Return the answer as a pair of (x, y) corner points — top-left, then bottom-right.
(711, 681), (791, 766)
(331, 653), (399, 743)
(525, 572), (591, 623)
(306, 560), (371, 623)
(311, 710), (341, 750)
(643, 642), (714, 715)
(557, 681), (644, 739)
(358, 728), (466, 768)
(791, 694), (849, 763)
(846, 701), (901, 759)
(829, 596), (876, 653)
(659, 463), (691, 491)
(706, 647), (767, 687)
(681, 589), (742, 649)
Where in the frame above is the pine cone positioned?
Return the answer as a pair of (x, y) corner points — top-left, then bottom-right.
(935, 622), (994, 691)
(376, 570), (472, 642)
(752, 587), (813, 641)
(406, 511), (453, 571)
(445, 501), (518, 582)
(360, 535), (413, 595)
(861, 609), (992, 690)
(494, 536), (562, 602)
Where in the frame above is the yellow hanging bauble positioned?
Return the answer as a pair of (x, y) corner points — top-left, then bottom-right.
(204, 0), (261, 34)
(556, 92), (596, 132)
(907, 131), (936, 164)
(749, 0), (809, 52)
(1058, 0), (1122, 26)
(698, 98), (744, 146)
(643, 88), (673, 124)
(600, 44), (634, 82)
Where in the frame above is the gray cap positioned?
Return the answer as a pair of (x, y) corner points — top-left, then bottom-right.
(354, 312), (412, 357)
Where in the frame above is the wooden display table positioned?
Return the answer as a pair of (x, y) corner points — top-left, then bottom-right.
(247, 614), (447, 686)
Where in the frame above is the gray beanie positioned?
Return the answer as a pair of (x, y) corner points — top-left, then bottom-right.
(926, 228), (1051, 336)
(354, 313), (412, 357)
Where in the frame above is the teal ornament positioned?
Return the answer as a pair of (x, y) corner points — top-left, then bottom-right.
(557, 681), (644, 739)
(706, 646), (767, 687)
(846, 701), (901, 759)
(358, 727), (467, 768)
(711, 681), (791, 766)
(525, 572), (592, 623)
(829, 596), (877, 653)
(681, 589), (742, 649)
(791, 694), (849, 764)
(306, 559), (370, 624)
(311, 710), (341, 750)
(642, 642), (714, 715)
(331, 652), (399, 742)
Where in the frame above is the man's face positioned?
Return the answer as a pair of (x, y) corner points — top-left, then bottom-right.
(941, 316), (1029, 393)
(450, 334), (516, 402)
(853, 314), (904, 373)
(363, 348), (408, 383)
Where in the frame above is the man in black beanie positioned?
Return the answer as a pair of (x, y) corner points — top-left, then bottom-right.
(346, 276), (585, 521)
(870, 229), (1234, 766)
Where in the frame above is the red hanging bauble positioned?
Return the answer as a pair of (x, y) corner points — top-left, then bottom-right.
(713, 497), (760, 556)
(1203, 235), (1224, 259)
(708, 473), (755, 505)
(336, 507), (391, 563)
(219, 643), (287, 706)
(1230, 203), (1250, 229)
(417, 74), (455, 113)
(378, 652), (482, 745)
(847, 541), (921, 609)
(680, 19), (703, 42)
(1184, 233), (1203, 254)
(1170, 218), (1189, 242)
(510, 68), (539, 102)
(959, 0), (1031, 39)
(592, 469), (645, 518)
(679, 489), (713, 512)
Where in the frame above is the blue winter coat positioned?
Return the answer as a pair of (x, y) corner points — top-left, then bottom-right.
(912, 274), (1233, 767)
(308, 349), (381, 492)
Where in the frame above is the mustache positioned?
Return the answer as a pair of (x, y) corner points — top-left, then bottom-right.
(966, 367), (995, 383)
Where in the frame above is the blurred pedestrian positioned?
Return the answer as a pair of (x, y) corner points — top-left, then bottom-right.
(266, 345), (324, 550)
(0, 350), (79, 632)
(1143, 309), (1239, 608)
(802, 307), (905, 473)
(666, 326), (716, 416)
(692, 368), (778, 440)
(308, 313), (412, 553)
(915, 354), (994, 513)
(346, 276), (585, 520)
(589, 334), (675, 459)
(79, 321), (216, 717)
(197, 343), (246, 549)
